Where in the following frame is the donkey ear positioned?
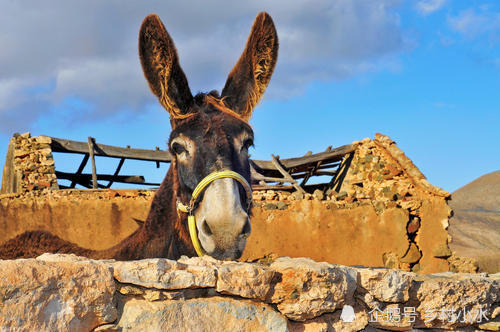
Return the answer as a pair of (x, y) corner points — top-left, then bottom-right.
(139, 14), (193, 119)
(221, 12), (278, 122)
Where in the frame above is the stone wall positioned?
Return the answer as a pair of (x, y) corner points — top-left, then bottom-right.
(243, 134), (469, 273)
(1, 132), (58, 194)
(0, 254), (498, 331)
(337, 134), (451, 273)
(0, 134), (476, 273)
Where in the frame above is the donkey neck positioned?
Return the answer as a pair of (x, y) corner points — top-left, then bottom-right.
(143, 162), (195, 255)
(96, 162), (196, 260)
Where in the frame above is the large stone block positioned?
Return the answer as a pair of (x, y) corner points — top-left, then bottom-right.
(0, 255), (117, 331)
(114, 297), (288, 332)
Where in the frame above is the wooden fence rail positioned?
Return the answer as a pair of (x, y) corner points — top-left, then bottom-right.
(50, 137), (172, 162)
(49, 136), (355, 191)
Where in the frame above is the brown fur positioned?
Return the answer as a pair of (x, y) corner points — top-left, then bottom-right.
(222, 12), (279, 121)
(0, 164), (195, 260)
(139, 14), (193, 120)
(0, 12), (278, 261)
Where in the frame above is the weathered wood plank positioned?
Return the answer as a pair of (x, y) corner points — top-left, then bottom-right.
(251, 184), (294, 191)
(50, 137), (172, 162)
(70, 154), (89, 189)
(106, 158), (126, 188)
(251, 174), (290, 184)
(251, 144), (353, 174)
(56, 171), (147, 185)
(51, 136), (350, 174)
(271, 155), (306, 194)
(50, 136), (353, 190)
(87, 137), (98, 189)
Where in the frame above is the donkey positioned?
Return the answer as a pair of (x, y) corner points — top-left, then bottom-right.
(0, 12), (278, 261)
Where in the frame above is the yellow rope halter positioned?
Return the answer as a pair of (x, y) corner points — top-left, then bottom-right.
(176, 170), (252, 257)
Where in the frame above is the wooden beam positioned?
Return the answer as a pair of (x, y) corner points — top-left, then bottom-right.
(106, 158), (125, 188)
(252, 184), (294, 191)
(252, 144), (353, 171)
(87, 137), (98, 189)
(50, 137), (172, 162)
(56, 171), (148, 185)
(51, 136), (349, 170)
(251, 173), (291, 184)
(155, 146), (160, 168)
(313, 170), (338, 176)
(49, 136), (354, 190)
(50, 136), (351, 176)
(316, 162), (341, 170)
(271, 154), (305, 194)
(70, 154), (89, 188)
(329, 152), (354, 193)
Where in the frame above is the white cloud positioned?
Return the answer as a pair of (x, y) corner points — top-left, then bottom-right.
(54, 57), (150, 112)
(448, 8), (500, 41)
(0, 78), (52, 133)
(415, 0), (447, 16)
(0, 0), (406, 133)
(0, 79), (25, 110)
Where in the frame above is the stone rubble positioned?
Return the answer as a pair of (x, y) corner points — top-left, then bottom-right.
(2, 132), (59, 193)
(0, 254), (497, 331)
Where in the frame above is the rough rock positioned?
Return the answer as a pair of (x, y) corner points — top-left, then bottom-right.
(288, 306), (369, 332)
(479, 321), (500, 331)
(215, 261), (276, 300)
(112, 257), (217, 289)
(400, 243), (422, 264)
(0, 255), (116, 331)
(359, 268), (413, 302)
(0, 254), (498, 331)
(414, 273), (500, 329)
(448, 253), (479, 273)
(268, 257), (357, 321)
(113, 297), (288, 331)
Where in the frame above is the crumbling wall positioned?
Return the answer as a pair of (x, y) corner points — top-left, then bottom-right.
(242, 134), (462, 273)
(1, 132), (58, 194)
(337, 134), (452, 273)
(0, 134), (472, 273)
(0, 254), (498, 331)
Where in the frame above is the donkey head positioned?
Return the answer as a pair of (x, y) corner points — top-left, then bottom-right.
(139, 13), (278, 259)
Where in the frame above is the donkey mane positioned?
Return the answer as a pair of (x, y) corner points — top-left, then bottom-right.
(194, 90), (221, 103)
(0, 12), (278, 261)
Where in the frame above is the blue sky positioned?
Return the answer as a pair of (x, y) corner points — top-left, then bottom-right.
(0, 1), (498, 192)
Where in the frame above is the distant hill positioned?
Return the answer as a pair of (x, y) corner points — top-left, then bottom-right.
(448, 170), (500, 272)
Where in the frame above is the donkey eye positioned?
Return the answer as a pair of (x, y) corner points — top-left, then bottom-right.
(171, 142), (187, 155)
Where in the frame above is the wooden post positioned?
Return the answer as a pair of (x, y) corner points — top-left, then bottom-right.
(300, 146), (331, 187)
(87, 137), (98, 189)
(155, 147), (160, 168)
(271, 154), (305, 194)
(329, 152), (354, 193)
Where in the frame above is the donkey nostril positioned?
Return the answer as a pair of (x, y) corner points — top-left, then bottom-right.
(202, 219), (213, 236)
(241, 219), (251, 238)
